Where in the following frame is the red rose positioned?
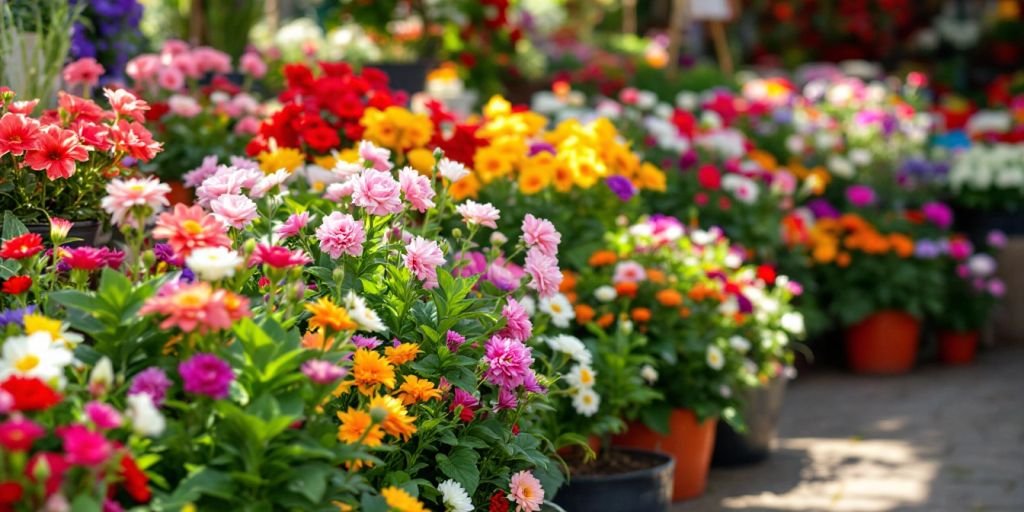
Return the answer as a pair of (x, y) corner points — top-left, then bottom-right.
(1, 275), (31, 295)
(0, 481), (23, 505)
(756, 264), (777, 285)
(119, 454), (151, 503)
(0, 376), (63, 411)
(0, 232), (44, 260)
(697, 164), (722, 190)
(302, 126), (341, 153)
(319, 61), (352, 78)
(489, 490), (509, 512)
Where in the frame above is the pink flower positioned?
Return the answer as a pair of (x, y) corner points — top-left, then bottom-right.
(988, 278), (1006, 297)
(324, 181), (355, 201)
(161, 39), (189, 57)
(404, 236), (445, 288)
(191, 47), (232, 74)
(62, 58), (105, 87)
(152, 204), (231, 258)
(110, 120), (162, 162)
(613, 261), (647, 284)
(84, 401), (122, 429)
(240, 52), (267, 78)
(446, 330), (466, 352)
(24, 128), (89, 180)
(508, 470), (544, 512)
(483, 336), (534, 389)
(521, 214), (560, 256)
(126, 54), (161, 83)
(398, 167), (436, 212)
(104, 88), (149, 122)
(316, 212), (366, 258)
(0, 113), (41, 157)
(57, 424), (112, 466)
(183, 156), (220, 188)
(128, 367), (171, 407)
(494, 386), (518, 411)
(948, 238), (973, 261)
(210, 194), (258, 229)
(168, 95), (201, 117)
(8, 99), (38, 115)
(171, 53), (201, 79)
(449, 388), (479, 422)
(101, 177), (172, 227)
(50, 217), (73, 242)
(358, 140), (392, 171)
(179, 353), (234, 399)
(524, 247), (562, 298)
(234, 116), (261, 135)
(275, 211), (312, 239)
(301, 360), (347, 384)
(250, 244), (312, 269)
(140, 281), (250, 333)
(498, 298), (533, 342)
(156, 66), (185, 91)
(456, 200), (501, 229)
(0, 417), (45, 451)
(250, 170), (290, 198)
(58, 92), (105, 122)
(352, 169), (403, 215)
(195, 166), (262, 206)
(71, 120), (111, 151)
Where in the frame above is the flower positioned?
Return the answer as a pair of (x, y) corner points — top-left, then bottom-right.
(539, 293), (575, 328)
(0, 376), (61, 411)
(211, 194), (258, 229)
(565, 364), (597, 389)
(125, 393), (165, 437)
(368, 394), (417, 440)
(128, 367), (171, 407)
(456, 200), (501, 228)
(524, 247), (562, 298)
(490, 491), (510, 512)
(179, 353), (234, 399)
(483, 336), (534, 389)
(0, 112), (41, 158)
(358, 140), (393, 171)
(57, 424), (111, 466)
(399, 167), (436, 212)
(275, 211), (312, 239)
(110, 120), (162, 161)
(845, 185), (877, 207)
(404, 236), (445, 288)
(606, 175), (637, 201)
(640, 364), (658, 384)
(24, 128), (89, 179)
(988, 279), (1006, 297)
(498, 298), (533, 342)
(186, 247), (243, 281)
(240, 52), (267, 77)
(594, 285), (617, 302)
(572, 387), (601, 417)
(0, 417), (45, 451)
(153, 204), (231, 258)
(119, 453), (152, 503)
(352, 168), (403, 215)
(446, 330), (466, 352)
(336, 408), (384, 446)
(58, 247), (105, 271)
(301, 360), (347, 384)
(706, 345), (725, 370)
(104, 88), (149, 122)
(439, 158), (471, 182)
(397, 375), (442, 405)
(84, 401), (122, 429)
(1, 276), (32, 295)
(23, 315), (81, 348)
(351, 349), (396, 395)
(63, 57), (104, 87)
(967, 254), (997, 277)
(613, 261), (647, 284)
(508, 471), (544, 512)
(521, 214), (560, 256)
(0, 332), (74, 385)
(922, 201), (953, 229)
(257, 147), (304, 174)
(380, 486), (427, 512)
(450, 388), (480, 422)
(385, 343), (422, 366)
(140, 281), (250, 333)
(343, 292), (387, 332)
(0, 233), (44, 260)
(305, 297), (358, 332)
(543, 335), (592, 365)
(316, 212), (366, 258)
(88, 357), (113, 395)
(438, 479), (473, 512)
(250, 244), (311, 269)
(987, 230), (1008, 248)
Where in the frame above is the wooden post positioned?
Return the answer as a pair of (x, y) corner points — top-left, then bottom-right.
(709, 21), (733, 75)
(623, 0), (638, 35)
(188, 0), (204, 46)
(666, 0), (689, 76)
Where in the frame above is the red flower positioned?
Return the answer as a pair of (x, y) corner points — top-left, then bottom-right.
(23, 128), (90, 180)
(58, 92), (106, 123)
(111, 120), (162, 162)
(119, 453), (152, 503)
(489, 490), (509, 512)
(0, 417), (45, 451)
(1, 275), (32, 295)
(0, 232), (44, 259)
(756, 264), (777, 285)
(717, 196), (732, 211)
(302, 126), (340, 153)
(697, 164), (722, 190)
(283, 63), (315, 91)
(0, 112), (41, 157)
(0, 376), (63, 411)
(0, 481), (23, 506)
(61, 246), (106, 270)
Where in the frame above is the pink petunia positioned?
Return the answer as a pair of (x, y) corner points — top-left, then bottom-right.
(398, 167), (436, 212)
(521, 214), (560, 256)
(404, 236), (445, 288)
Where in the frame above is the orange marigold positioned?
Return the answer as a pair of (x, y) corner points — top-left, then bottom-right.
(560, 270), (578, 292)
(352, 349), (396, 395)
(655, 289), (683, 307)
(305, 298), (358, 332)
(615, 281), (638, 298)
(631, 307), (652, 323)
(385, 343), (421, 366)
(397, 375), (441, 405)
(646, 268), (666, 284)
(575, 304), (596, 324)
(889, 234), (914, 258)
(369, 394), (417, 441)
(588, 250), (617, 267)
(596, 313), (615, 329)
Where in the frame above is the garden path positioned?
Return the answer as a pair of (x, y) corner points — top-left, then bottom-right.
(680, 345), (1024, 512)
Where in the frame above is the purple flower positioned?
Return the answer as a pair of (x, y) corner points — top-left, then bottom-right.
(446, 330), (466, 352)
(352, 335), (383, 350)
(483, 336), (535, 389)
(301, 360), (347, 384)
(921, 202), (953, 229)
(606, 175), (637, 201)
(528, 142), (556, 156)
(988, 279), (1006, 297)
(494, 387), (518, 412)
(845, 185), (877, 207)
(737, 294), (753, 314)
(914, 239), (942, 259)
(987, 230), (1008, 249)
(128, 367), (171, 407)
(0, 305), (36, 328)
(153, 243), (184, 266)
(497, 298), (533, 342)
(807, 198), (840, 219)
(678, 150), (698, 170)
(179, 353), (234, 400)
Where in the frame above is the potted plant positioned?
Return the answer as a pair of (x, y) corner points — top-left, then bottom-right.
(0, 0), (82, 109)
(934, 234), (1005, 364)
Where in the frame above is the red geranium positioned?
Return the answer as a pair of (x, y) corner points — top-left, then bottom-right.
(119, 453), (152, 503)
(0, 376), (63, 411)
(0, 232), (44, 259)
(757, 264), (777, 285)
(1, 275), (32, 295)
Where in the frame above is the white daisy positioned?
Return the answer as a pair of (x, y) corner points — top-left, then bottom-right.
(728, 336), (751, 354)
(343, 292), (386, 332)
(593, 285), (617, 302)
(126, 393), (166, 437)
(544, 335), (592, 366)
(565, 363), (597, 390)
(0, 332), (74, 387)
(539, 293), (575, 328)
(438, 479), (473, 512)
(706, 345), (725, 371)
(185, 246), (243, 281)
(572, 387), (601, 417)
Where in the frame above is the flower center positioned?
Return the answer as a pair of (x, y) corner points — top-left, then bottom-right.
(182, 220), (204, 235)
(15, 354), (40, 372)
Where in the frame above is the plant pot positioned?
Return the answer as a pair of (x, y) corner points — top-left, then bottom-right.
(938, 330), (980, 365)
(26, 220), (104, 247)
(552, 448), (674, 512)
(845, 310), (921, 374)
(166, 179), (193, 206)
(612, 409), (716, 501)
(369, 62), (430, 95)
(712, 376), (787, 467)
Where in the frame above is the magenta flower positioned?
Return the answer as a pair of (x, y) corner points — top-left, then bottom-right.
(483, 336), (535, 389)
(988, 279), (1006, 297)
(179, 353), (235, 399)
(57, 424), (112, 466)
(404, 236), (446, 288)
(275, 211), (312, 239)
(128, 367), (171, 406)
(987, 230), (1007, 248)
(521, 214), (560, 256)
(352, 168), (402, 215)
(316, 212), (366, 258)
(845, 185), (876, 207)
(301, 360), (348, 384)
(456, 200), (501, 229)
(450, 388), (480, 422)
(398, 167), (436, 212)
(498, 298), (533, 342)
(358, 140), (393, 171)
(250, 244), (312, 269)
(524, 247), (562, 298)
(948, 238), (973, 261)
(352, 335), (383, 349)
(0, 417), (45, 451)
(84, 401), (123, 429)
(446, 330), (466, 352)
(921, 201), (953, 229)
(494, 386), (518, 412)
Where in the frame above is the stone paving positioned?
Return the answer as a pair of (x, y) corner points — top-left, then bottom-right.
(680, 346), (1024, 512)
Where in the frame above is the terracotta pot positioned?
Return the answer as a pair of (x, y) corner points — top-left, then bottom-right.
(938, 330), (979, 365)
(166, 180), (193, 206)
(845, 310), (920, 374)
(612, 409), (717, 501)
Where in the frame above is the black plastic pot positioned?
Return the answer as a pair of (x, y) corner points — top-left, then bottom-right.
(553, 448), (674, 512)
(369, 62), (430, 95)
(712, 376), (787, 467)
(26, 220), (105, 247)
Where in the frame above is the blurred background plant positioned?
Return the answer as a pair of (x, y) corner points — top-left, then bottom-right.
(0, 0), (83, 108)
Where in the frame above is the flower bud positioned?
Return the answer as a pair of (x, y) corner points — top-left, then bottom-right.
(490, 232), (508, 247)
(369, 406), (389, 424)
(451, 228), (463, 239)
(88, 357), (114, 397)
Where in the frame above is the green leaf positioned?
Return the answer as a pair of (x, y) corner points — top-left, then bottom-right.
(641, 402), (672, 435)
(436, 447), (480, 495)
(286, 463), (332, 503)
(2, 211), (28, 239)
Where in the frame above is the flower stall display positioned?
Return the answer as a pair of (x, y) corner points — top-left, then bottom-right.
(947, 143), (1024, 212)
(934, 232), (1006, 364)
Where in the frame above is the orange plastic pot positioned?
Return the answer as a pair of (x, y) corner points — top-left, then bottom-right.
(938, 331), (979, 365)
(845, 310), (920, 374)
(612, 409), (717, 501)
(167, 179), (193, 206)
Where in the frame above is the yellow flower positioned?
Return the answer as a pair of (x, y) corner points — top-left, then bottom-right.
(638, 162), (667, 191)
(336, 408), (384, 446)
(518, 163), (551, 195)
(483, 95), (512, 118)
(352, 349), (396, 394)
(568, 152), (606, 189)
(397, 375), (442, 405)
(23, 314), (63, 339)
(449, 173), (480, 200)
(406, 148), (436, 175)
(380, 487), (427, 512)
(369, 394), (417, 441)
(257, 147), (305, 174)
(313, 154), (338, 170)
(552, 163), (574, 192)
(385, 343), (421, 366)
(361, 107), (434, 150)
(473, 146), (514, 183)
(305, 298), (358, 333)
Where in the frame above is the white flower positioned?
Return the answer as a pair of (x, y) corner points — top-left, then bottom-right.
(718, 384), (732, 398)
(728, 336), (751, 353)
(437, 479), (473, 512)
(706, 345), (725, 370)
(544, 335), (592, 366)
(126, 393), (165, 437)
(744, 358), (759, 376)
(88, 357), (114, 393)
(594, 285), (617, 302)
(781, 312), (805, 336)
(439, 158), (470, 182)
(721, 174), (760, 204)
(690, 229), (716, 246)
(723, 252), (743, 269)
(613, 260), (647, 284)
(828, 154), (855, 179)
(539, 293), (575, 328)
(565, 363), (597, 390)
(967, 254), (997, 278)
(250, 169), (290, 198)
(718, 297), (739, 316)
(572, 387), (601, 416)
(185, 247), (243, 281)
(519, 296), (537, 316)
(785, 134), (805, 155)
(636, 90), (658, 110)
(489, 231), (508, 246)
(0, 332), (74, 387)
(675, 91), (699, 111)
(343, 292), (386, 332)
(848, 148), (873, 166)
(640, 364), (658, 384)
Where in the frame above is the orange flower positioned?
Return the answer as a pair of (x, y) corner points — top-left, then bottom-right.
(615, 281), (638, 298)
(655, 289), (683, 307)
(352, 349), (396, 395)
(337, 408), (384, 446)
(889, 234), (914, 258)
(812, 243), (837, 264)
(688, 282), (714, 301)
(565, 291), (578, 304)
(678, 307), (691, 318)
(588, 250), (617, 267)
(839, 213), (867, 232)
(385, 343), (421, 366)
(301, 330), (331, 350)
(631, 307), (652, 323)
(574, 304), (596, 324)
(646, 269), (666, 284)
(596, 313), (615, 329)
(369, 394), (417, 441)
(397, 375), (442, 405)
(836, 251), (852, 267)
(560, 270), (578, 292)
(305, 298), (358, 332)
